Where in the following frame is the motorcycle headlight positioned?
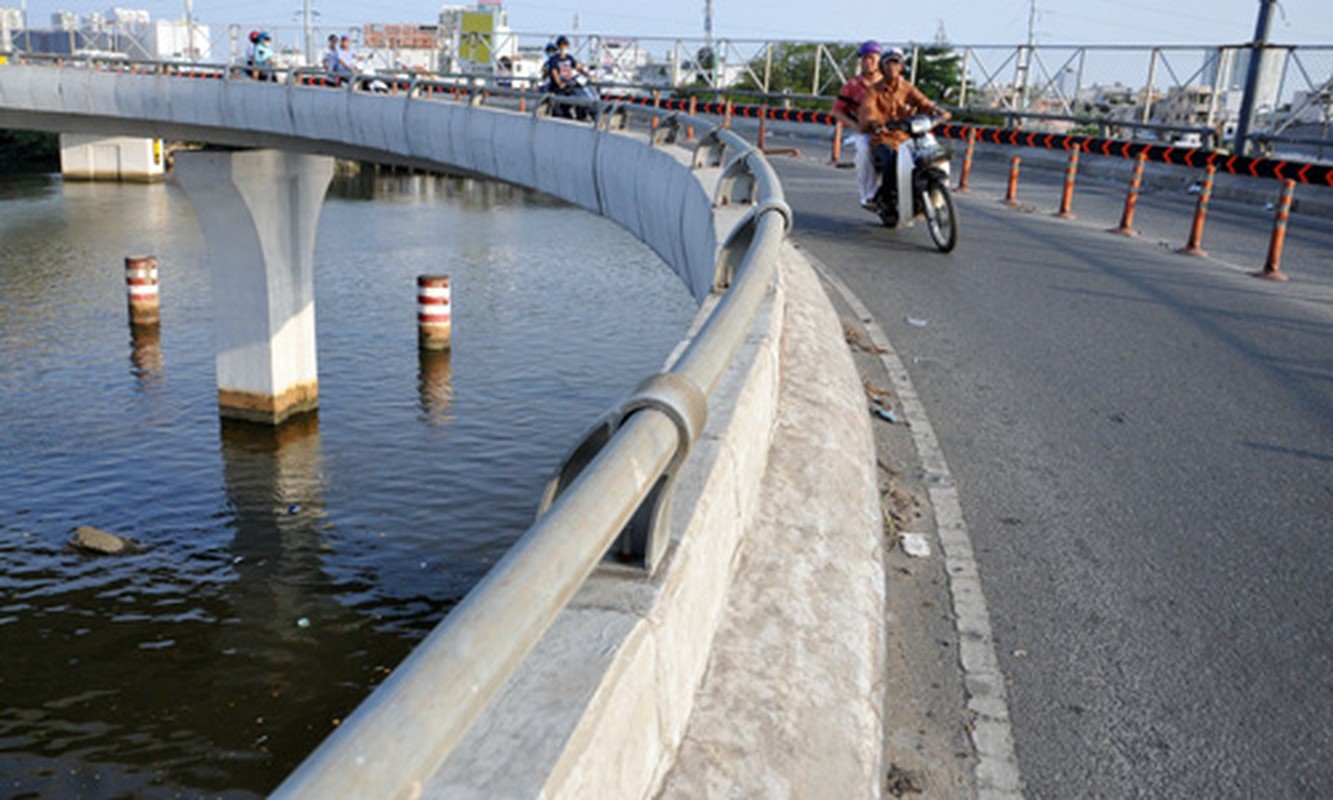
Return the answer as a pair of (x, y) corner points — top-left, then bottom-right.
(909, 116), (933, 136)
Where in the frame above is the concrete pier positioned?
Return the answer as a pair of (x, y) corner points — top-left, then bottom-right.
(174, 149), (334, 425)
(60, 134), (165, 182)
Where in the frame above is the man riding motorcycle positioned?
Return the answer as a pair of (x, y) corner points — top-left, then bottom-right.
(861, 48), (950, 225)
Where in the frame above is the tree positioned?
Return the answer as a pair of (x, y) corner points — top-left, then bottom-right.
(734, 42), (858, 103)
(0, 130), (58, 173)
(909, 46), (966, 107)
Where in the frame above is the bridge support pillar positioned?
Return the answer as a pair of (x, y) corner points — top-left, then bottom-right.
(174, 149), (335, 425)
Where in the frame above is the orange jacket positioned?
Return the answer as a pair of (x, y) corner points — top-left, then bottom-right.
(862, 76), (940, 148)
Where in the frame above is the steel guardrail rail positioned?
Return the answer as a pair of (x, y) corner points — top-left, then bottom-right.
(1, 52), (791, 794)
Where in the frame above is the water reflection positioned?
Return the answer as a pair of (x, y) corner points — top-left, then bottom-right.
(128, 322), (163, 387)
(417, 349), (454, 424)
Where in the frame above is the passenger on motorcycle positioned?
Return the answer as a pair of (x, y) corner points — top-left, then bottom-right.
(831, 41), (885, 210)
(861, 48), (950, 224)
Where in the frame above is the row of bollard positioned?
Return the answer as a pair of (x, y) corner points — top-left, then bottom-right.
(985, 144), (1298, 281)
(123, 257), (454, 348)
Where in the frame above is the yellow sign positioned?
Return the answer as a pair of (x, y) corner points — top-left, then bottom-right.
(459, 10), (495, 65)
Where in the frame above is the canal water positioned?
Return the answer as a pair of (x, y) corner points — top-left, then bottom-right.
(0, 169), (696, 798)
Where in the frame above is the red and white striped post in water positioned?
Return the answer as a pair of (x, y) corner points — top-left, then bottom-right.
(417, 275), (452, 351)
(124, 255), (159, 325)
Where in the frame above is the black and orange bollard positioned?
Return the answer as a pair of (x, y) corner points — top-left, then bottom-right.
(956, 128), (977, 193)
(1179, 165), (1215, 257)
(125, 255), (160, 326)
(1255, 179), (1295, 282)
(1002, 156), (1022, 208)
(1112, 152), (1148, 236)
(686, 96), (697, 142)
(417, 275), (452, 351)
(724, 99), (734, 129)
(1054, 145), (1081, 219)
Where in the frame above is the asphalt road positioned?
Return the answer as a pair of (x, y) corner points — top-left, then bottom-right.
(773, 151), (1333, 798)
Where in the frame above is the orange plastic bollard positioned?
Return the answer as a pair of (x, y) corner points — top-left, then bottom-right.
(687, 96), (697, 141)
(956, 128), (977, 193)
(1255, 179), (1295, 282)
(1054, 145), (1081, 219)
(1179, 165), (1215, 257)
(758, 110), (767, 149)
(1112, 152), (1148, 236)
(1003, 156), (1022, 207)
(724, 100), (733, 129)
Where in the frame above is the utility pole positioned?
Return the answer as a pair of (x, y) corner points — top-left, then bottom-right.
(1015, 0), (1037, 117)
(1233, 0), (1276, 154)
(303, 0), (313, 66)
(184, 0), (194, 60)
(703, 0), (714, 88)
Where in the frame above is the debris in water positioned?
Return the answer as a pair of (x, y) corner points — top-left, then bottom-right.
(296, 617), (311, 629)
(286, 504), (301, 515)
(901, 533), (930, 558)
(68, 526), (143, 556)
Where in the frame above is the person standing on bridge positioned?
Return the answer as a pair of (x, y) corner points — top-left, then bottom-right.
(831, 41), (885, 210)
(862, 47), (949, 225)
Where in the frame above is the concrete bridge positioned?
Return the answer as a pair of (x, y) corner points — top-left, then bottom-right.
(0, 61), (895, 798)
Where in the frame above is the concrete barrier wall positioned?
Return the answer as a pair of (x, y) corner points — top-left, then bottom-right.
(0, 65), (803, 796)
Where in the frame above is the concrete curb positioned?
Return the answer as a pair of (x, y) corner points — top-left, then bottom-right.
(657, 245), (884, 799)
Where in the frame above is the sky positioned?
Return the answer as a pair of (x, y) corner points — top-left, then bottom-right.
(12, 0), (1333, 46)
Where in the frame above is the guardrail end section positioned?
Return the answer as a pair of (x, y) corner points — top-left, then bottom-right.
(692, 128), (728, 170)
(715, 152), (759, 208)
(652, 114), (684, 146)
(537, 373), (706, 576)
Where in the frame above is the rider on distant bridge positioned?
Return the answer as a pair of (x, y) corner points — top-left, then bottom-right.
(545, 36), (587, 96)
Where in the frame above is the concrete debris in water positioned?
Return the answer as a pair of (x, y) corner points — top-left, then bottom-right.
(69, 525), (143, 555)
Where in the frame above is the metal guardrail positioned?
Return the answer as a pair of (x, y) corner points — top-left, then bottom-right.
(269, 121), (787, 798)
(0, 51), (792, 794)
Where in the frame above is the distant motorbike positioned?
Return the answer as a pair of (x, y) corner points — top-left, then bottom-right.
(552, 73), (599, 121)
(871, 114), (957, 253)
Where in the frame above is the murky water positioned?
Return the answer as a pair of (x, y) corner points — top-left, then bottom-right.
(0, 169), (695, 798)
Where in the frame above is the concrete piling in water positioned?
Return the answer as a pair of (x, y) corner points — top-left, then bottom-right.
(1255, 179), (1295, 282)
(417, 275), (452, 351)
(124, 255), (159, 326)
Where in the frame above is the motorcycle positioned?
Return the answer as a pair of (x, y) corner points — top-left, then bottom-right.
(871, 114), (958, 253)
(552, 72), (599, 122)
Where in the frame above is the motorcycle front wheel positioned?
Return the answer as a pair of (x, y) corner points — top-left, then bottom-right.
(924, 180), (958, 253)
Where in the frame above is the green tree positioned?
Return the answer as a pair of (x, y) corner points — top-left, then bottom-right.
(908, 46), (966, 107)
(0, 129), (58, 173)
(734, 42), (858, 105)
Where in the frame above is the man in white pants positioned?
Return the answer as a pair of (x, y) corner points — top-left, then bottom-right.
(831, 41), (885, 210)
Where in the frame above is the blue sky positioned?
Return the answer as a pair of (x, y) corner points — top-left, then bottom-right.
(15, 0), (1333, 45)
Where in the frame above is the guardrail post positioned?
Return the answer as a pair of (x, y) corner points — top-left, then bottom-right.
(1255, 179), (1295, 282)
(1179, 165), (1215, 257)
(956, 127), (976, 193)
(1054, 145), (1080, 219)
(1003, 156), (1022, 207)
(1111, 152), (1148, 236)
